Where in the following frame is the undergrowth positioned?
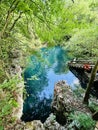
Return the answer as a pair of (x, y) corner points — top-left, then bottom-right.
(0, 76), (21, 130)
(68, 111), (96, 130)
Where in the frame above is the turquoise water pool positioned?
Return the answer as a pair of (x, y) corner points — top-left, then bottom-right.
(22, 46), (79, 122)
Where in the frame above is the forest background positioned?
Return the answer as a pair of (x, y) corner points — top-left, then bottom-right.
(0, 0), (98, 129)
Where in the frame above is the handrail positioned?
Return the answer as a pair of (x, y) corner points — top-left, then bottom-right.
(68, 59), (95, 65)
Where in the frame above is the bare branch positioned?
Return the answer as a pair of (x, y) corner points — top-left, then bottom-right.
(6, 0), (16, 21)
(1, 0), (20, 38)
(10, 0), (20, 13)
(72, 0), (74, 3)
(9, 12), (22, 32)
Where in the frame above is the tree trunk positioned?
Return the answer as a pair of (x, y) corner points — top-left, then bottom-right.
(83, 60), (98, 104)
(72, 0), (74, 3)
(92, 111), (98, 120)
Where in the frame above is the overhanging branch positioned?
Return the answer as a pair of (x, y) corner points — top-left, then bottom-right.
(9, 12), (22, 32)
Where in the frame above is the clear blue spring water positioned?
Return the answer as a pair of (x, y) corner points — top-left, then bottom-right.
(22, 46), (80, 122)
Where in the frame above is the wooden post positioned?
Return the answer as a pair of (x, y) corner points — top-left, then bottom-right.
(83, 60), (98, 105)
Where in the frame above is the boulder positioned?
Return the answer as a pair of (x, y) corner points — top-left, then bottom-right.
(51, 80), (91, 125)
(44, 113), (66, 130)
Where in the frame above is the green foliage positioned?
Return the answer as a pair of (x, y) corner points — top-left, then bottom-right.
(0, 0), (98, 129)
(1, 0), (98, 61)
(32, 0), (68, 44)
(0, 76), (20, 128)
(73, 86), (85, 99)
(65, 26), (98, 59)
(68, 112), (96, 130)
(89, 101), (98, 112)
(64, 0), (98, 59)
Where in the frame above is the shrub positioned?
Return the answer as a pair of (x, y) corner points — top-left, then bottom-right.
(68, 112), (96, 130)
(0, 76), (20, 129)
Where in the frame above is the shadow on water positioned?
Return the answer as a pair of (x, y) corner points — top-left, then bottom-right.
(69, 66), (98, 98)
(21, 46), (80, 122)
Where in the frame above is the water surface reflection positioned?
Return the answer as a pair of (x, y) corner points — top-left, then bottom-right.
(22, 47), (79, 122)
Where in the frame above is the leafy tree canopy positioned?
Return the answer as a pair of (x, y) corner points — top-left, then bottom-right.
(0, 0), (98, 128)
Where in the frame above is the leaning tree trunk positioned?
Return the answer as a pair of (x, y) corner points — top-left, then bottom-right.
(83, 60), (98, 105)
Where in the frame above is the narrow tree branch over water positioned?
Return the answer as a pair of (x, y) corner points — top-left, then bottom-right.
(72, 0), (74, 3)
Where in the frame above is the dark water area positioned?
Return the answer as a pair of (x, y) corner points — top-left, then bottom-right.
(21, 46), (80, 122)
(69, 65), (98, 98)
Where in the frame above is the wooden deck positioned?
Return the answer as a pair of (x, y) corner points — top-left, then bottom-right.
(68, 59), (98, 81)
(68, 60), (95, 70)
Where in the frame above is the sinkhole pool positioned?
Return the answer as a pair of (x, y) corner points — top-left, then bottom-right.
(21, 46), (80, 122)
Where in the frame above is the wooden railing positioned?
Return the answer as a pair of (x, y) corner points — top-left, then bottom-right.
(68, 60), (95, 69)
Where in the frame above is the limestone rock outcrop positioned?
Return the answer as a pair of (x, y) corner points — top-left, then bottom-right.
(51, 80), (91, 125)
